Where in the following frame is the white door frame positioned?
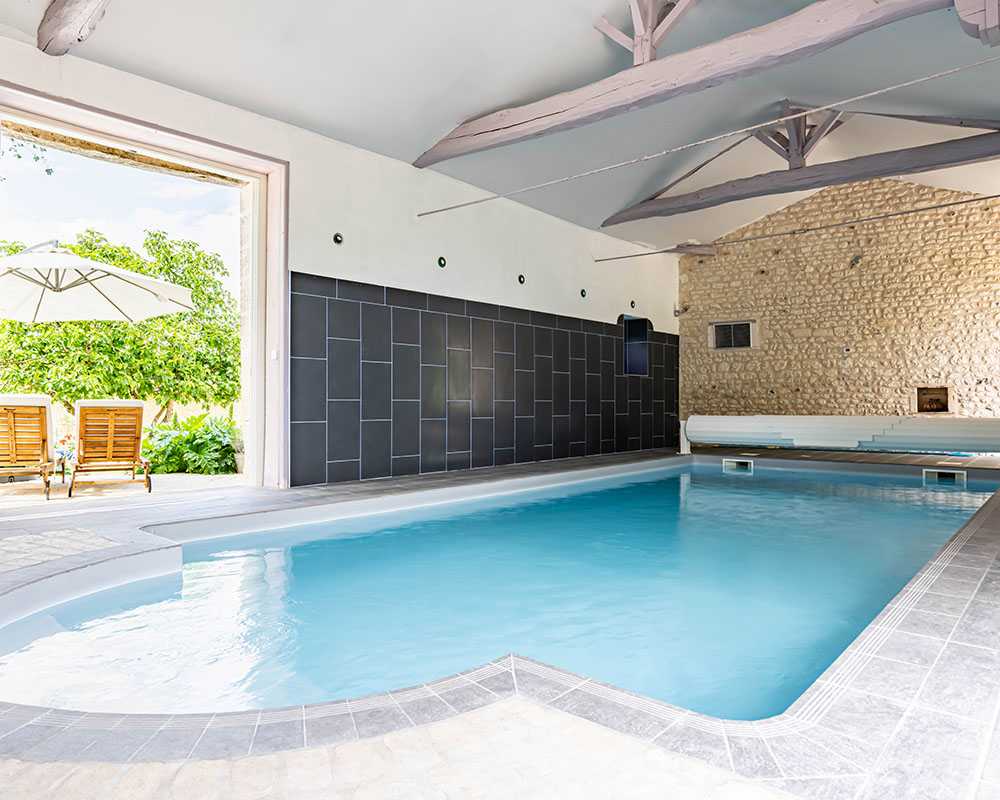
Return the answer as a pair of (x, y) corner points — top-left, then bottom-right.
(0, 79), (290, 487)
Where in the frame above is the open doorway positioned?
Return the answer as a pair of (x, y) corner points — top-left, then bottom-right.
(0, 96), (288, 501)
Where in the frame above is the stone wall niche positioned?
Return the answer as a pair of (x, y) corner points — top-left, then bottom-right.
(916, 387), (949, 414)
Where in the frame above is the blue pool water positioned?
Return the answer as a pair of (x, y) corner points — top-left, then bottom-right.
(0, 464), (994, 720)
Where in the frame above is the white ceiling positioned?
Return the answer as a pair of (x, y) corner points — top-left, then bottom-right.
(1, 0), (998, 247)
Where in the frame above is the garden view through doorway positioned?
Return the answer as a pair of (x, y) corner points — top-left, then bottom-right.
(0, 117), (249, 503)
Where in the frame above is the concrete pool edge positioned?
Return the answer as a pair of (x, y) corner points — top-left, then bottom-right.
(0, 452), (998, 799)
(0, 536), (181, 630)
(142, 453), (692, 543)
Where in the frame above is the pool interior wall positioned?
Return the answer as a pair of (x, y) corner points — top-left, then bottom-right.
(0, 461), (994, 722)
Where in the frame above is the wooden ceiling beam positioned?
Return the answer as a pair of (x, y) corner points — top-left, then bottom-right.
(37, 0), (112, 56)
(597, 1), (688, 66)
(413, 0), (951, 168)
(956, 0), (1000, 45)
(1, 121), (241, 187)
(768, 130), (790, 150)
(802, 110), (847, 159)
(845, 110), (1000, 130)
(594, 16), (634, 52)
(602, 130), (1000, 225)
(629, 0), (651, 37)
(781, 100), (807, 169)
(652, 0), (698, 48)
(752, 106), (848, 167)
(629, 0), (658, 64)
(785, 99), (1000, 132)
(639, 135), (749, 204)
(753, 129), (791, 161)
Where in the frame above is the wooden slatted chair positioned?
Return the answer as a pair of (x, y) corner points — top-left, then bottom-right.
(69, 399), (151, 497)
(0, 394), (59, 499)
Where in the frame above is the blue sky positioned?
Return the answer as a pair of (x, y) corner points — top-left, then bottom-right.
(0, 140), (241, 297)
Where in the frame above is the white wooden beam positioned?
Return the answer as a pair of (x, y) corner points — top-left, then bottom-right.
(754, 109), (847, 166)
(781, 100), (807, 169)
(639, 135), (749, 203)
(629, 0), (649, 36)
(988, 0), (1000, 45)
(597, 3), (671, 65)
(629, 0), (661, 65)
(413, 0), (951, 168)
(602, 131), (1000, 225)
(767, 130), (790, 150)
(801, 111), (846, 159)
(652, 0), (698, 48)
(847, 110), (1000, 130)
(37, 0), (112, 56)
(956, 0), (1000, 45)
(753, 129), (791, 161)
(594, 0), (676, 66)
(594, 16), (634, 52)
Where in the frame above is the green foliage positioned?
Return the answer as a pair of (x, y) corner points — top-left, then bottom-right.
(143, 413), (239, 474)
(0, 229), (240, 414)
(1, 138), (53, 178)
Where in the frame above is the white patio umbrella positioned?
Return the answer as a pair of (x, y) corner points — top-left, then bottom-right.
(0, 240), (194, 323)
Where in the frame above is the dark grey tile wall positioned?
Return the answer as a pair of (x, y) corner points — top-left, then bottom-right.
(289, 273), (679, 486)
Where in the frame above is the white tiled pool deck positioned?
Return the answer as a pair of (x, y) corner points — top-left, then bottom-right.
(1, 451), (1000, 799)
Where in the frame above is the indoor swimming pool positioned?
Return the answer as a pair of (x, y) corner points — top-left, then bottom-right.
(0, 462), (992, 720)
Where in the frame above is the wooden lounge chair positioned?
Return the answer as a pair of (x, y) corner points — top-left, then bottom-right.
(0, 394), (59, 499)
(68, 399), (151, 497)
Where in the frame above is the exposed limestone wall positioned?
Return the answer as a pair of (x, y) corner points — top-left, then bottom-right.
(678, 178), (1000, 418)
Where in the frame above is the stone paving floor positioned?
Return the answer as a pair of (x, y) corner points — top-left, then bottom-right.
(0, 530), (119, 574)
(0, 473), (245, 512)
(0, 697), (789, 800)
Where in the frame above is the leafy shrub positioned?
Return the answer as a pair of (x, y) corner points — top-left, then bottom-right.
(143, 413), (239, 474)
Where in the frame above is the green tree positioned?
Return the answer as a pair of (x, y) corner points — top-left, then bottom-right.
(0, 229), (240, 420)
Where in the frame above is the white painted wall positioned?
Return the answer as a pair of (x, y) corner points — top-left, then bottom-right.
(0, 38), (679, 333)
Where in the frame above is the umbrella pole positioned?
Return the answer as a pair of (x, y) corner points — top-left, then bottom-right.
(20, 240), (59, 254)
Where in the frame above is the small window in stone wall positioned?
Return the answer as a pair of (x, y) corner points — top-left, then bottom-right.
(624, 316), (649, 375)
(917, 387), (949, 413)
(710, 321), (754, 350)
